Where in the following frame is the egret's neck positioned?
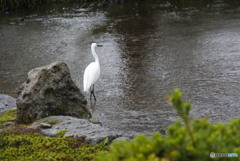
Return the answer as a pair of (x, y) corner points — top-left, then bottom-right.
(91, 46), (99, 63)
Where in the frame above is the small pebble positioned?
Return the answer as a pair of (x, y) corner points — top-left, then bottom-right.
(40, 123), (52, 129)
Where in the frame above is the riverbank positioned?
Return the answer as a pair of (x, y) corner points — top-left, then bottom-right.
(1, 89), (239, 161)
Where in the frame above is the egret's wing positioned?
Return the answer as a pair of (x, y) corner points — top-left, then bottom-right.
(83, 62), (100, 92)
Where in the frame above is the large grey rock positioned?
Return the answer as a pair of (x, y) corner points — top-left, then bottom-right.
(28, 116), (122, 144)
(0, 94), (16, 114)
(16, 61), (91, 124)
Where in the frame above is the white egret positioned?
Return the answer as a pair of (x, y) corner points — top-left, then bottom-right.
(83, 43), (102, 101)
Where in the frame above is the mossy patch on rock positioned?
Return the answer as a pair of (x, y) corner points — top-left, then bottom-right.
(0, 109), (16, 122)
(0, 109), (17, 129)
(56, 129), (69, 137)
(43, 119), (61, 125)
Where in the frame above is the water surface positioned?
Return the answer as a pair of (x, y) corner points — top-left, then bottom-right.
(0, 0), (240, 136)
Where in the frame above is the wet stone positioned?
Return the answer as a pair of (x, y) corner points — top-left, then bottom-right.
(28, 116), (122, 144)
(0, 94), (16, 114)
(40, 123), (52, 129)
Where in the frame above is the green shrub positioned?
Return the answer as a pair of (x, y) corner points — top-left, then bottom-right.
(95, 89), (240, 161)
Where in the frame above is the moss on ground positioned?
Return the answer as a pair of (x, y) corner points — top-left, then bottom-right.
(0, 126), (107, 161)
(0, 109), (107, 160)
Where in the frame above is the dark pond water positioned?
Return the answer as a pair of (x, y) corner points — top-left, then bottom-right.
(1, 0), (240, 136)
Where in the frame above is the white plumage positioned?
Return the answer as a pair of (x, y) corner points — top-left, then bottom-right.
(83, 62), (100, 92)
(83, 43), (102, 101)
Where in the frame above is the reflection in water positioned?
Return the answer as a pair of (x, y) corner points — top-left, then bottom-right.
(0, 0), (240, 136)
(89, 101), (97, 111)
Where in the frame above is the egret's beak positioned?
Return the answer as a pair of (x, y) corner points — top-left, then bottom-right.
(97, 44), (103, 47)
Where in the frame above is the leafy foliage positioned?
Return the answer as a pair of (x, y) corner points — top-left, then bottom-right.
(95, 89), (240, 161)
(167, 89), (196, 148)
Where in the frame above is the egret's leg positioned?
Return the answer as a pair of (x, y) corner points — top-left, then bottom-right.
(90, 85), (93, 100)
(90, 85), (97, 101)
(92, 88), (97, 102)
(92, 85), (97, 101)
